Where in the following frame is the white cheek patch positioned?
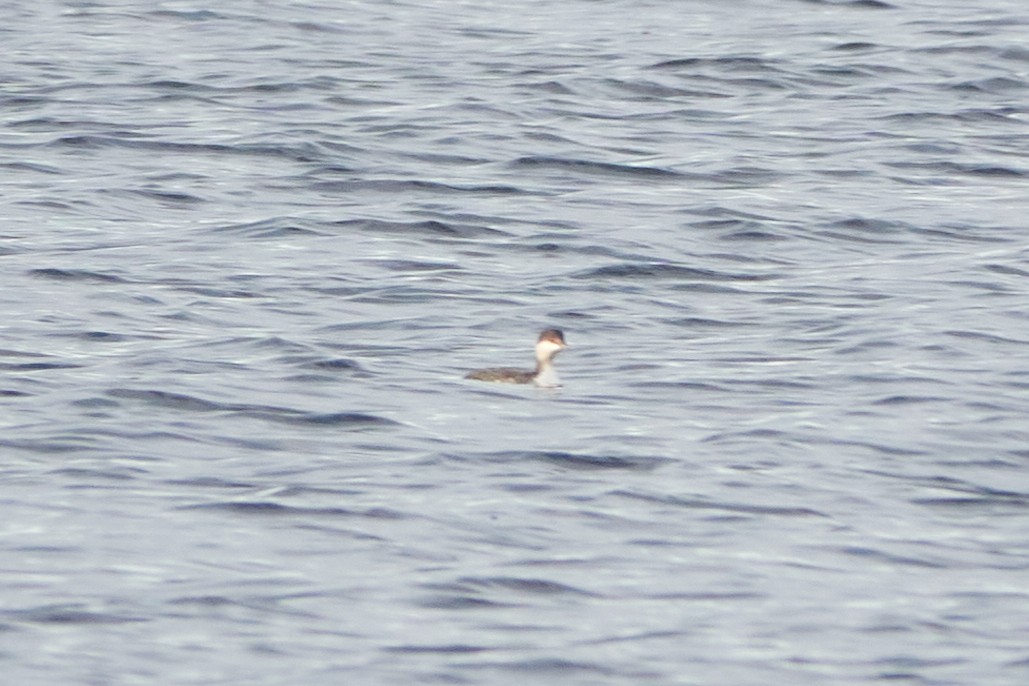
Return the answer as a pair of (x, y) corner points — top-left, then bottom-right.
(536, 340), (564, 357)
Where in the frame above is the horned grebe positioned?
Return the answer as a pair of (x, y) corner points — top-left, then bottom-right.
(465, 329), (568, 387)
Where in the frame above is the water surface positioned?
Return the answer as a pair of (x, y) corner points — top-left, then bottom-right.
(3, 0), (1029, 684)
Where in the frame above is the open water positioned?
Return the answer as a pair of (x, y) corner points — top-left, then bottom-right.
(2, 0), (1029, 684)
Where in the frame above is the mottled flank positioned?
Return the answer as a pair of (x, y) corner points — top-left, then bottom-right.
(465, 367), (535, 384)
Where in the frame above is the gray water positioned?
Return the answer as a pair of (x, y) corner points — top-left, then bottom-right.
(3, 0), (1029, 684)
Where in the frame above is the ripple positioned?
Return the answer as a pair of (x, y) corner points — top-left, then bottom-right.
(510, 156), (683, 179)
(107, 389), (399, 428)
(297, 357), (365, 372)
(0, 361), (82, 371)
(210, 217), (326, 238)
(332, 218), (508, 239)
(180, 502), (407, 519)
(446, 451), (668, 471)
(8, 605), (145, 626)
(614, 490), (828, 518)
(463, 658), (621, 677)
(385, 643), (488, 654)
(571, 263), (769, 282)
(437, 576), (598, 596)
(315, 179), (531, 197)
(29, 268), (128, 284)
(649, 55), (782, 72)
(838, 546), (947, 569)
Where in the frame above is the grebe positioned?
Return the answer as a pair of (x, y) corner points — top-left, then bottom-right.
(465, 329), (568, 387)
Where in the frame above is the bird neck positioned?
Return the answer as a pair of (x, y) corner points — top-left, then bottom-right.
(533, 360), (560, 387)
